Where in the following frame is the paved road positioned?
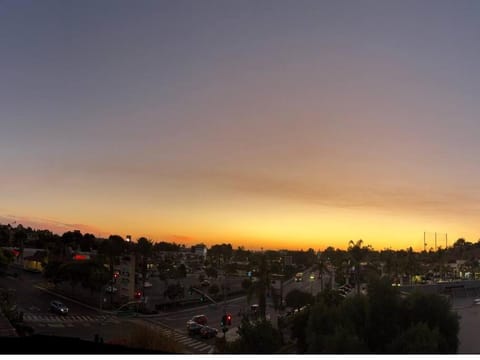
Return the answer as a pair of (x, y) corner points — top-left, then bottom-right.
(453, 297), (480, 354)
(0, 266), (328, 353)
(0, 269), (218, 353)
(0, 272), (99, 317)
(141, 273), (245, 310)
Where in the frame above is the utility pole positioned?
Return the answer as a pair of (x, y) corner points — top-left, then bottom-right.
(446, 233), (448, 249)
(435, 232), (437, 251)
(423, 232), (427, 252)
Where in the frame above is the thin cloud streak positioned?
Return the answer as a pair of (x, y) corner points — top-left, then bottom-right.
(188, 170), (480, 217)
(0, 214), (109, 237)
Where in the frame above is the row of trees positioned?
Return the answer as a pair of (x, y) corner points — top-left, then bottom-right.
(0, 225), (185, 261)
(226, 278), (459, 354)
(223, 242), (461, 354)
(293, 278), (459, 353)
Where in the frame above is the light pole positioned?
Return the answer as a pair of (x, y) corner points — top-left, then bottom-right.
(100, 283), (108, 310)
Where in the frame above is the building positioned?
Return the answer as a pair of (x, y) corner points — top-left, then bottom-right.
(192, 244), (207, 259)
(23, 250), (47, 273)
(284, 255), (293, 267)
(2, 247), (45, 272)
(115, 255), (135, 302)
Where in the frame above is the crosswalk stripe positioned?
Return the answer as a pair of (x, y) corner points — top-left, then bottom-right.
(126, 319), (214, 353)
(191, 342), (209, 350)
(22, 313), (112, 323)
(181, 339), (197, 346)
(198, 345), (211, 352)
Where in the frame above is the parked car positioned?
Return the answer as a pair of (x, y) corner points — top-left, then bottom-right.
(143, 281), (153, 288)
(186, 320), (204, 336)
(201, 280), (210, 287)
(191, 314), (208, 325)
(200, 326), (218, 339)
(50, 300), (69, 315)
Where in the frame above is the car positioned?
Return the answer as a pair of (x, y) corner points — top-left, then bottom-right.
(143, 281), (153, 288)
(50, 300), (69, 315)
(201, 280), (210, 287)
(191, 314), (208, 325)
(187, 320), (204, 335)
(200, 326), (218, 339)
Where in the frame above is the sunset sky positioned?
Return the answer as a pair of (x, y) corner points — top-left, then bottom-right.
(2, 0), (480, 251)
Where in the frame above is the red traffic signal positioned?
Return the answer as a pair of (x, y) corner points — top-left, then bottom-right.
(226, 314), (232, 325)
(134, 290), (142, 299)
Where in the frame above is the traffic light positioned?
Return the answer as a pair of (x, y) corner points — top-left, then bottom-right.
(221, 314), (232, 327)
(188, 286), (193, 295)
(134, 290), (142, 299)
(200, 295), (205, 302)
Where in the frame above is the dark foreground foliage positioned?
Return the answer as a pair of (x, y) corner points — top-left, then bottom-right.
(291, 278), (459, 354)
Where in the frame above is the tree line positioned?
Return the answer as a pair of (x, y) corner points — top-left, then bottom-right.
(226, 277), (459, 354)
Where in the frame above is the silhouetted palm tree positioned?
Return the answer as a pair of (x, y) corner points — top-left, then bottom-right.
(348, 239), (369, 295)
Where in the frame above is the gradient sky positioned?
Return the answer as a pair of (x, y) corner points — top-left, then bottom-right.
(2, 0), (480, 251)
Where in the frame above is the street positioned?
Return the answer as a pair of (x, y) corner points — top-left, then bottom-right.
(0, 265), (326, 354)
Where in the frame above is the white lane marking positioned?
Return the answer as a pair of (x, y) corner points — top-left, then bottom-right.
(198, 345), (212, 352)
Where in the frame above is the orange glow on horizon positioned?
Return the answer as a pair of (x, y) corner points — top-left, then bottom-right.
(7, 203), (476, 253)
